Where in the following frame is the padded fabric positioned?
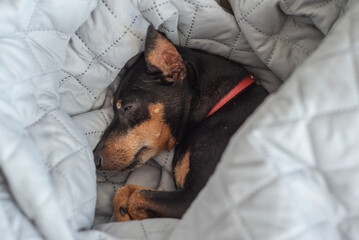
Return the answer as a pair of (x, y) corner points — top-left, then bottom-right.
(0, 0), (358, 239)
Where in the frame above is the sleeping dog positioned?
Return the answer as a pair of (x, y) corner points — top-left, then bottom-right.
(93, 26), (268, 221)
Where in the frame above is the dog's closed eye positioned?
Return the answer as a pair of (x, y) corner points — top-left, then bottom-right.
(124, 105), (132, 112)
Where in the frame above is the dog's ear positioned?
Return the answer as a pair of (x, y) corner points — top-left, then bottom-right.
(144, 26), (186, 83)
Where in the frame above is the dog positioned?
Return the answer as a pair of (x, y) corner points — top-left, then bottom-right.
(93, 26), (268, 222)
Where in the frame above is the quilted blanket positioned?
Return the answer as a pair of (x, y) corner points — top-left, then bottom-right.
(1, 0), (358, 239)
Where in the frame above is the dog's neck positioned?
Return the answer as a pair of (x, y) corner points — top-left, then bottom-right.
(179, 47), (250, 129)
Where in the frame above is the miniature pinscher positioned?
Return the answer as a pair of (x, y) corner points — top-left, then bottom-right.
(93, 26), (268, 221)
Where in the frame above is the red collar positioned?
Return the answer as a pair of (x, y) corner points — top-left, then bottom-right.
(206, 73), (256, 118)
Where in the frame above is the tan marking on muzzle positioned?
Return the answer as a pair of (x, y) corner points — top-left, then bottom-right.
(174, 150), (190, 189)
(101, 103), (176, 171)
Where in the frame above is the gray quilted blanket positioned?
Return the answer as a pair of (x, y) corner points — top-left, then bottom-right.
(1, 0), (358, 239)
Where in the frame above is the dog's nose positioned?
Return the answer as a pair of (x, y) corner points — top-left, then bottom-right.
(93, 141), (105, 169)
(95, 155), (103, 169)
(93, 148), (103, 169)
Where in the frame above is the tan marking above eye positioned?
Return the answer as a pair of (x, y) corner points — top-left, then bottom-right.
(153, 107), (160, 113)
(174, 150), (190, 189)
(110, 97), (114, 105)
(116, 100), (122, 110)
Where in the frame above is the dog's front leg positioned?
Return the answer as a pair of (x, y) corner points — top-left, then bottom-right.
(113, 184), (194, 221)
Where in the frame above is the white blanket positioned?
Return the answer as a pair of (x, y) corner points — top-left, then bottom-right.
(1, 0), (358, 239)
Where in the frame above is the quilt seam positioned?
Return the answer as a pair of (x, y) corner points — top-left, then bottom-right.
(49, 146), (88, 171)
(46, 109), (83, 145)
(24, 37), (44, 72)
(237, 0), (265, 21)
(74, 33), (121, 70)
(140, 1), (170, 13)
(26, 0), (40, 33)
(184, 4), (199, 47)
(183, 0), (215, 8)
(100, 0), (143, 41)
(140, 222), (149, 240)
(153, 0), (164, 22)
(58, 15), (139, 89)
(191, 38), (231, 48)
(24, 107), (58, 129)
(61, 71), (97, 99)
(227, 32), (241, 59)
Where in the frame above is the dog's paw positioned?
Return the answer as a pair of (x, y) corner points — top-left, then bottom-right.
(113, 184), (151, 222)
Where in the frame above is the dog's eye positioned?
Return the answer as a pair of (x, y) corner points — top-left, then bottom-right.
(124, 105), (132, 112)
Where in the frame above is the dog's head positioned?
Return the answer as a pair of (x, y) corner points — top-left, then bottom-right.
(94, 26), (192, 171)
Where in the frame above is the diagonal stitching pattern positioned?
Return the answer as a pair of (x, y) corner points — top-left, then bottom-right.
(58, 15), (139, 90)
(236, 1), (312, 67)
(255, 15), (358, 238)
(216, 3), (359, 238)
(61, 70), (97, 99)
(100, 0), (144, 41)
(4, 0), (358, 238)
(140, 1), (170, 13)
(74, 33), (120, 70)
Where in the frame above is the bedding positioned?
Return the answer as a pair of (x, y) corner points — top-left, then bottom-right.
(0, 0), (358, 239)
